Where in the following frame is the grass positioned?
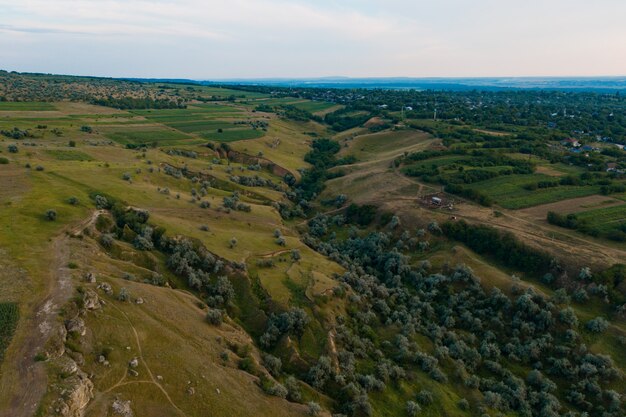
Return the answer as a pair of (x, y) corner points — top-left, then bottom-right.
(0, 102), (56, 111)
(103, 129), (194, 146)
(576, 203), (626, 233)
(44, 149), (94, 161)
(465, 174), (602, 209)
(0, 303), (18, 362)
(201, 128), (265, 142)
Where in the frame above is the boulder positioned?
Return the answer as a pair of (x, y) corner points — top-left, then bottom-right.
(111, 399), (134, 417)
(65, 317), (86, 337)
(82, 289), (100, 310)
(84, 272), (96, 283)
(97, 282), (113, 295)
(128, 357), (139, 368)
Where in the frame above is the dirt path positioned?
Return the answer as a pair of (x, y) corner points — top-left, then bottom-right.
(1, 210), (104, 417)
(104, 304), (188, 417)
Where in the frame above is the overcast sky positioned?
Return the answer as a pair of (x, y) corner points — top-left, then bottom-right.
(1, 0), (625, 79)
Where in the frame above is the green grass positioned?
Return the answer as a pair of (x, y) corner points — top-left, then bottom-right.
(0, 303), (19, 362)
(0, 102), (56, 111)
(290, 101), (337, 114)
(201, 128), (265, 142)
(44, 150), (94, 161)
(164, 120), (236, 133)
(104, 129), (193, 146)
(576, 204), (626, 232)
(465, 174), (602, 209)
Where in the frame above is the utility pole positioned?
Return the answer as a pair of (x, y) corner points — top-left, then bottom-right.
(434, 108), (437, 121)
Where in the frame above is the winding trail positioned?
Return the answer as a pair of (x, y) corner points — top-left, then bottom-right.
(0, 210), (104, 417)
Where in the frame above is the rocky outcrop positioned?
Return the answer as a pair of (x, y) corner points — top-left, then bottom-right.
(65, 317), (86, 337)
(53, 370), (93, 417)
(43, 324), (67, 360)
(82, 289), (100, 310)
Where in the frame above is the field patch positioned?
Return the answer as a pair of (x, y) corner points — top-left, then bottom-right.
(44, 149), (94, 161)
(201, 128), (265, 142)
(0, 102), (56, 111)
(0, 302), (18, 362)
(102, 127), (193, 146)
(518, 194), (623, 220)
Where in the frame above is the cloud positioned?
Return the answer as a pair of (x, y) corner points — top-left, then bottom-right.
(0, 0), (624, 77)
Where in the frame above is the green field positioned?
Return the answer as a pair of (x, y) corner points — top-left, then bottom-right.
(201, 128), (265, 142)
(0, 303), (18, 361)
(465, 174), (602, 209)
(164, 120), (236, 133)
(103, 128), (194, 146)
(577, 204), (626, 233)
(0, 102), (56, 111)
(44, 149), (94, 161)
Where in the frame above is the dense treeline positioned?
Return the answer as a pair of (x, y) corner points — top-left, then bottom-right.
(91, 97), (186, 109)
(442, 220), (552, 276)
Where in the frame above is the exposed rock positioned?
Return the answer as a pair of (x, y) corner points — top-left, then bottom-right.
(134, 297), (144, 305)
(216, 388), (221, 394)
(56, 370), (93, 417)
(84, 272), (96, 283)
(82, 289), (100, 310)
(186, 386), (195, 395)
(56, 356), (79, 377)
(111, 399), (134, 417)
(65, 317), (86, 337)
(128, 369), (139, 377)
(156, 375), (163, 381)
(97, 282), (113, 295)
(128, 357), (139, 368)
(98, 355), (106, 364)
(67, 350), (84, 366)
(43, 324), (67, 360)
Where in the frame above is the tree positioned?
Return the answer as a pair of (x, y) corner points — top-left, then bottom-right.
(586, 317), (609, 333)
(291, 249), (301, 262)
(45, 209), (57, 221)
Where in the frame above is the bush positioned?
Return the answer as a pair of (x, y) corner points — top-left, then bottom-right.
(586, 317), (609, 333)
(118, 288), (130, 302)
(263, 354), (282, 377)
(458, 398), (470, 411)
(7, 144), (18, 153)
(67, 196), (79, 205)
(307, 402), (322, 416)
(45, 209), (57, 221)
(406, 401), (421, 416)
(68, 140), (76, 147)
(416, 389), (433, 405)
(0, 157), (8, 164)
(122, 172), (132, 181)
(205, 308), (223, 325)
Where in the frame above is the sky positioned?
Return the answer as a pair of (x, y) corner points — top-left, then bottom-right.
(0, 0), (625, 79)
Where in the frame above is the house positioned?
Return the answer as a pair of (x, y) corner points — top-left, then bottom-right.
(606, 162), (618, 172)
(404, 106), (413, 111)
(432, 196), (442, 205)
(561, 138), (580, 147)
